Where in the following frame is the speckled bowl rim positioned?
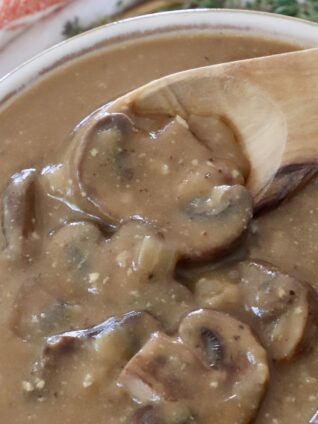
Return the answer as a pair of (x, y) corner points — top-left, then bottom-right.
(1, 9), (318, 108)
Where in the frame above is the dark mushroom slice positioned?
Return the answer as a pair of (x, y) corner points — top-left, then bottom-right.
(119, 310), (268, 424)
(44, 112), (137, 222)
(27, 311), (161, 396)
(239, 261), (318, 361)
(180, 184), (252, 260)
(1, 168), (41, 260)
(41, 310), (160, 358)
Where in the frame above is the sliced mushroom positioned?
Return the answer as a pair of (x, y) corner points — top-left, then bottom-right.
(9, 278), (82, 342)
(14, 220), (190, 341)
(1, 169), (41, 260)
(46, 110), (251, 261)
(181, 185), (252, 260)
(9, 221), (112, 343)
(40, 221), (107, 300)
(43, 220), (169, 301)
(72, 112), (136, 217)
(118, 332), (202, 403)
(240, 260), (318, 361)
(178, 310), (269, 391)
(66, 112), (239, 222)
(28, 311), (161, 397)
(40, 310), (160, 359)
(42, 113), (136, 221)
(119, 309), (268, 424)
(98, 220), (193, 331)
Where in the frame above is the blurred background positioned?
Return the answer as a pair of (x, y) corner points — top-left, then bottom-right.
(1, 0), (318, 78)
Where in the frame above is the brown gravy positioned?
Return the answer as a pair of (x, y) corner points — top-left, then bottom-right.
(0, 32), (316, 424)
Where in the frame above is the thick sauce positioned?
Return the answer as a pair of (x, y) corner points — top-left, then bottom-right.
(0, 32), (316, 424)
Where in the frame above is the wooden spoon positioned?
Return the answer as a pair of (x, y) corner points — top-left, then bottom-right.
(104, 47), (318, 211)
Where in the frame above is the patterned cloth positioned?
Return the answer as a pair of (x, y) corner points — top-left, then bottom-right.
(0, 0), (136, 79)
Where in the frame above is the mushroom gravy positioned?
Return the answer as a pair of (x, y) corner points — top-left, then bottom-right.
(0, 32), (316, 424)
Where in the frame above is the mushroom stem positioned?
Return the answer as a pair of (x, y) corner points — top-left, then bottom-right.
(1, 169), (41, 260)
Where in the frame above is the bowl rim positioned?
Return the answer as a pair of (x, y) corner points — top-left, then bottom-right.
(1, 8), (318, 108)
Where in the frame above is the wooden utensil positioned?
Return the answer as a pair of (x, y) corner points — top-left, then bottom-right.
(105, 47), (318, 210)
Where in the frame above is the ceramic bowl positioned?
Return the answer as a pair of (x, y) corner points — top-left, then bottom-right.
(1, 9), (318, 107)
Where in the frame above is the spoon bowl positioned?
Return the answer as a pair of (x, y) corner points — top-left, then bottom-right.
(106, 47), (318, 210)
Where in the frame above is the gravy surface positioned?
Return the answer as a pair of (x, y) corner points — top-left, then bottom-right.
(0, 32), (316, 424)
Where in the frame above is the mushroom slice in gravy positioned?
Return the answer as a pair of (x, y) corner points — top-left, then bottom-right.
(102, 220), (193, 331)
(184, 184), (252, 260)
(27, 311), (160, 397)
(66, 112), (136, 218)
(41, 221), (108, 299)
(118, 331), (202, 402)
(45, 111), (252, 261)
(1, 169), (41, 260)
(119, 309), (268, 423)
(240, 261), (318, 361)
(10, 279), (80, 342)
(12, 218), (191, 342)
(178, 310), (269, 395)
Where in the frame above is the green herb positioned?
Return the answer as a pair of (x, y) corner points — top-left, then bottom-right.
(63, 0), (318, 39)
(160, 0), (318, 18)
(63, 16), (112, 38)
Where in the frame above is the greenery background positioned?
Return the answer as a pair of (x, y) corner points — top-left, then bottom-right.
(63, 0), (318, 38)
